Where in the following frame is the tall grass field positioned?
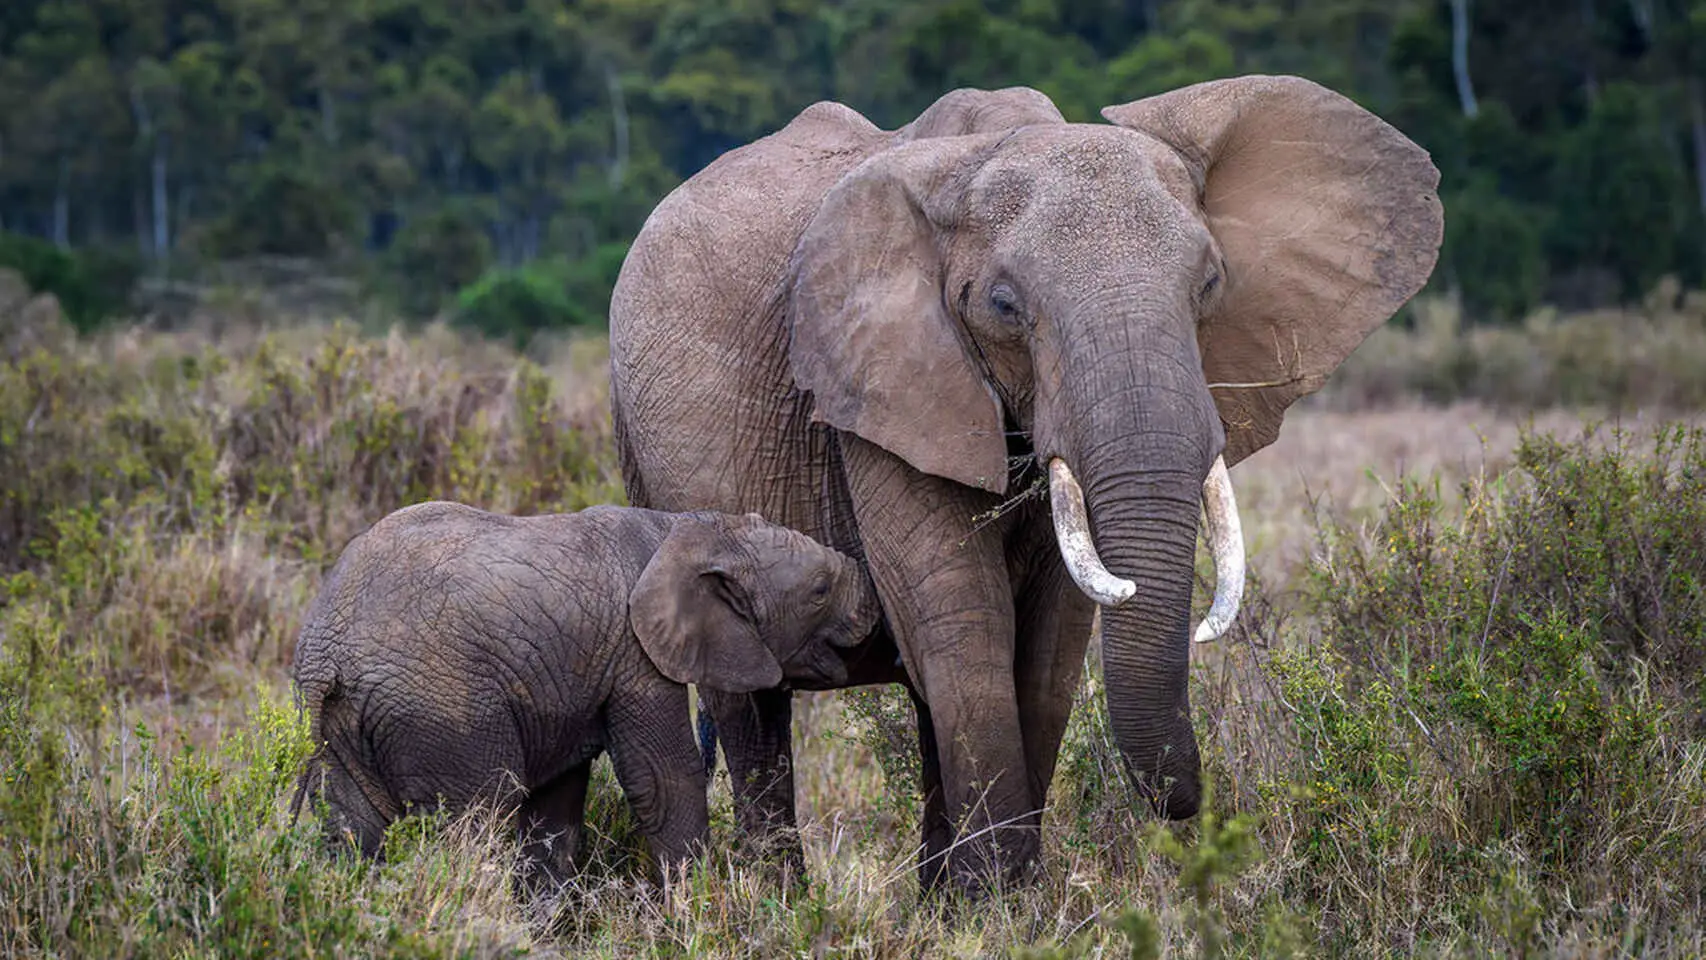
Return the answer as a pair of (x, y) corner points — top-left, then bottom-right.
(3, 290), (1704, 957)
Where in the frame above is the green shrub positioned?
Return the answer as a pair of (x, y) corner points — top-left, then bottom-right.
(453, 247), (627, 343)
(0, 232), (139, 331)
(1255, 423), (1706, 946)
(1441, 177), (1547, 323)
(0, 323), (621, 701)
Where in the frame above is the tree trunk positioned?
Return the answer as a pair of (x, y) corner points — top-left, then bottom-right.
(319, 86), (339, 146)
(151, 134), (169, 263)
(607, 64), (629, 189)
(1691, 79), (1706, 219)
(1451, 0), (1480, 119)
(1627, 0), (1653, 44)
(133, 185), (149, 256)
(443, 143), (463, 190)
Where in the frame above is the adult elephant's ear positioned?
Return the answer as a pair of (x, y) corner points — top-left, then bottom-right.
(1103, 75), (1444, 466)
(787, 135), (1011, 495)
(630, 518), (783, 694)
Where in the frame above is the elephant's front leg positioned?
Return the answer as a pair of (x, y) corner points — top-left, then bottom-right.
(607, 682), (711, 878)
(842, 435), (1034, 888)
(1010, 509), (1099, 811)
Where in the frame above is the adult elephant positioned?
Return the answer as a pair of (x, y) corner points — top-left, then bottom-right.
(609, 77), (1442, 888)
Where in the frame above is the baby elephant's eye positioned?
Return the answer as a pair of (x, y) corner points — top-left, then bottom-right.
(810, 574), (833, 602)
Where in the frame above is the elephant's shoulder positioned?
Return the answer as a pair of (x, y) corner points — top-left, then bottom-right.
(625, 106), (886, 292)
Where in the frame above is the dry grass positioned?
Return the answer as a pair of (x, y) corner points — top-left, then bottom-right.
(1228, 403), (1685, 586)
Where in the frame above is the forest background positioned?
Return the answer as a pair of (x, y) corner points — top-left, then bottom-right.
(4, 0), (1706, 336)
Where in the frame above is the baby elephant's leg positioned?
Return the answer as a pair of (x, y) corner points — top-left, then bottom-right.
(607, 684), (710, 877)
(517, 761), (592, 884)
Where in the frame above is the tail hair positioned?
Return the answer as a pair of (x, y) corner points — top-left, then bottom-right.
(289, 671), (335, 825)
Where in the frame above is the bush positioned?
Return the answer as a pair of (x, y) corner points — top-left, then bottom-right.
(1253, 423), (1706, 947)
(1548, 83), (1693, 300)
(1441, 177), (1546, 323)
(203, 165), (360, 260)
(0, 232), (139, 331)
(453, 255), (616, 343)
(0, 322), (622, 697)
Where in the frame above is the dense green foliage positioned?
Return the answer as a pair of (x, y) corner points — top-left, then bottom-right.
(2, 0), (1704, 331)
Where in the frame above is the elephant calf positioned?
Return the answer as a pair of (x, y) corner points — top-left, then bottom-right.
(292, 501), (879, 879)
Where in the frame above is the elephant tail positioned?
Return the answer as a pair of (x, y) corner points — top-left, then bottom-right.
(290, 672), (397, 855)
(289, 666), (336, 825)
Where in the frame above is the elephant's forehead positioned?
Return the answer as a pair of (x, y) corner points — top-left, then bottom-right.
(973, 125), (1200, 225)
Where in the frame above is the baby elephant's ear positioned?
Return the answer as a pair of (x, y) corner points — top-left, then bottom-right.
(629, 520), (784, 694)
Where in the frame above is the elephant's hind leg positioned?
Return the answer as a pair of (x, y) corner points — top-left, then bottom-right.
(517, 761), (592, 885)
(313, 696), (400, 858)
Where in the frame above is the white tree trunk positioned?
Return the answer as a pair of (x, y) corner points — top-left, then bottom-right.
(607, 64), (629, 189)
(1451, 0), (1480, 119)
(151, 135), (169, 261)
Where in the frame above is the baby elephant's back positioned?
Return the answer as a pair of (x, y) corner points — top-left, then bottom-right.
(299, 502), (654, 692)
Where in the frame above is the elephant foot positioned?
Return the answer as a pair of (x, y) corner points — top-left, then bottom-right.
(920, 821), (1042, 900)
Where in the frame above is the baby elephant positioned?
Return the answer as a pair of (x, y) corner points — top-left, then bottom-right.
(292, 501), (878, 879)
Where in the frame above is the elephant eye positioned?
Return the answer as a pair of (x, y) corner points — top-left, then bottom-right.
(989, 283), (1022, 321)
(809, 572), (833, 603)
(1201, 273), (1221, 299)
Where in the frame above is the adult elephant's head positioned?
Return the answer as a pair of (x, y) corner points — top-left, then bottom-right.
(786, 77), (1442, 818)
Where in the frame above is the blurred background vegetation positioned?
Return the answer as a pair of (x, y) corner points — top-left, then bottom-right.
(3, 0), (1706, 337)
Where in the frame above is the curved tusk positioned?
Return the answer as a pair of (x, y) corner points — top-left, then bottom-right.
(1194, 455), (1245, 643)
(1048, 458), (1136, 607)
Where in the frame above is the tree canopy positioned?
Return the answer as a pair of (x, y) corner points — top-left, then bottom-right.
(2, 0), (1702, 327)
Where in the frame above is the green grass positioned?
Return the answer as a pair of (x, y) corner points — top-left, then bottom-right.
(2, 309), (1702, 956)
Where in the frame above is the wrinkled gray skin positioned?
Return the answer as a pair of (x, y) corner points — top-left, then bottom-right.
(292, 502), (879, 881)
(610, 76), (1443, 889)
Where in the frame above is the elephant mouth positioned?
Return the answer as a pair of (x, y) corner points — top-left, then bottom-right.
(1046, 455), (1246, 643)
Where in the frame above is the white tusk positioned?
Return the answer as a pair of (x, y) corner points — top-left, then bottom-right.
(1194, 455), (1245, 643)
(1048, 458), (1136, 607)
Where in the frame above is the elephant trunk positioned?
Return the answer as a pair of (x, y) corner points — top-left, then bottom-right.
(1045, 310), (1229, 819)
(1077, 438), (1207, 819)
